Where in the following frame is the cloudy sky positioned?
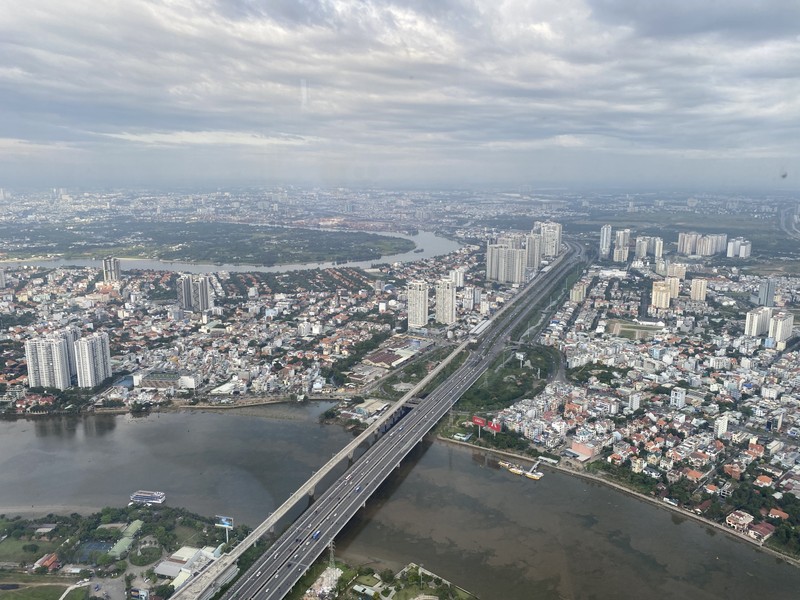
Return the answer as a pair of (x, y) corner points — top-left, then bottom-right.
(1, 0), (799, 190)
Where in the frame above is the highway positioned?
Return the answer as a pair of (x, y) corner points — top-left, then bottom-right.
(210, 242), (586, 600)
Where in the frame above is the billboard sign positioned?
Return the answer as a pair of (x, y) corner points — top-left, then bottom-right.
(215, 515), (234, 529)
(472, 416), (487, 427)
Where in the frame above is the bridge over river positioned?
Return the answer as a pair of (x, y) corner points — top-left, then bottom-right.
(173, 242), (585, 600)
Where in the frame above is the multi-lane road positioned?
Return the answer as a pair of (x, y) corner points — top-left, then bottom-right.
(220, 242), (585, 600)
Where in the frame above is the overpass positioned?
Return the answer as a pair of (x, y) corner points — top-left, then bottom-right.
(174, 242), (585, 600)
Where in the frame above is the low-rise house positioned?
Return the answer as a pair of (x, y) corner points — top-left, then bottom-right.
(748, 521), (775, 543)
(726, 510), (754, 532)
(754, 474), (773, 488)
(768, 508), (789, 521)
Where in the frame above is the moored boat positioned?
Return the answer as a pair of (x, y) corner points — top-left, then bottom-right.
(130, 490), (166, 504)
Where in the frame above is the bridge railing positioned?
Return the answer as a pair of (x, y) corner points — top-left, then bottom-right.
(175, 244), (580, 600)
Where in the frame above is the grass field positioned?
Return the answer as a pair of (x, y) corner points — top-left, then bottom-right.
(127, 545), (161, 567)
(608, 319), (664, 340)
(567, 211), (779, 236)
(354, 574), (380, 587)
(742, 260), (800, 275)
(0, 539), (61, 563)
(173, 525), (203, 547)
(0, 584), (70, 600)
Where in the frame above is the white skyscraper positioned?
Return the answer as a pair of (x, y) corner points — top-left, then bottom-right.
(497, 233), (524, 249)
(435, 278), (457, 325)
(449, 267), (465, 288)
(666, 276), (680, 298)
(486, 244), (526, 284)
(25, 336), (71, 390)
(177, 275), (193, 310)
(61, 325), (81, 380)
(505, 248), (527, 284)
(192, 276), (212, 312)
(739, 240), (752, 258)
(652, 237), (664, 259)
(678, 232), (700, 255)
(540, 221), (562, 257)
(714, 414), (728, 438)
(102, 256), (121, 282)
(177, 275), (213, 312)
(486, 242), (499, 281)
(570, 283), (587, 302)
(769, 311), (794, 343)
(651, 281), (671, 309)
(599, 224), (612, 260)
(758, 279), (776, 308)
(75, 332), (112, 388)
(667, 263), (687, 280)
(670, 387), (686, 409)
(613, 229), (630, 263)
(745, 306), (772, 336)
(727, 237), (752, 258)
(407, 281), (429, 328)
(690, 278), (708, 302)
(526, 233), (542, 270)
(462, 286), (475, 312)
(634, 236), (649, 260)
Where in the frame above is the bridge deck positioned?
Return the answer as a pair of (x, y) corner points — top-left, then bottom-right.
(174, 243), (583, 600)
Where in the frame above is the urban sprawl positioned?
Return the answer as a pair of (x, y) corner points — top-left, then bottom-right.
(2, 188), (800, 593)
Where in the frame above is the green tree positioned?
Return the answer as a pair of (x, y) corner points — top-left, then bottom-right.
(154, 584), (174, 599)
(379, 568), (395, 583)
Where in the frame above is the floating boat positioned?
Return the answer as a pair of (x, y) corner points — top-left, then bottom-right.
(524, 460), (544, 480)
(130, 490), (166, 504)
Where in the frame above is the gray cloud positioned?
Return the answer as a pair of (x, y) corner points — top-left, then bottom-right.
(588, 0), (800, 41)
(0, 0), (798, 189)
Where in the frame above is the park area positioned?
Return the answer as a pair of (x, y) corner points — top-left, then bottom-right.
(608, 319), (664, 340)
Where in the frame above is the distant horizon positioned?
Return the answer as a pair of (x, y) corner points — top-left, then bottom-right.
(2, 181), (799, 197)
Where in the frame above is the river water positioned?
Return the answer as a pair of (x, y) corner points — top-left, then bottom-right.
(1, 407), (798, 600)
(0, 230), (461, 274)
(0, 404), (353, 524)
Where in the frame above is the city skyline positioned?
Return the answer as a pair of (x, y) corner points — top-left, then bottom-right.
(1, 179), (800, 597)
(1, 1), (799, 190)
